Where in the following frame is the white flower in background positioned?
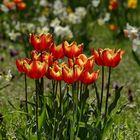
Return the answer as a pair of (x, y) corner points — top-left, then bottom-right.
(5, 70), (12, 82)
(92, 0), (100, 8)
(97, 13), (110, 26)
(37, 26), (49, 34)
(53, 0), (67, 18)
(75, 7), (87, 19)
(68, 7), (86, 24)
(68, 13), (80, 24)
(8, 31), (21, 41)
(20, 22), (35, 32)
(124, 23), (140, 52)
(40, 0), (47, 7)
(50, 18), (60, 28)
(54, 25), (73, 40)
(97, 18), (105, 26)
(26, 23), (35, 32)
(103, 13), (110, 22)
(132, 38), (140, 52)
(14, 22), (20, 31)
(0, 4), (9, 13)
(124, 23), (139, 40)
(38, 16), (47, 25)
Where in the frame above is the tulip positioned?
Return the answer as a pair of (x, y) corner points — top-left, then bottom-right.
(92, 48), (104, 66)
(63, 41), (83, 58)
(62, 64), (83, 84)
(92, 48), (124, 68)
(30, 33), (53, 51)
(76, 54), (94, 71)
(108, 24), (118, 32)
(23, 61), (48, 79)
(14, 0), (23, 4)
(62, 65), (74, 84)
(50, 43), (64, 59)
(31, 50), (41, 61)
(4, 1), (15, 10)
(49, 63), (63, 81)
(17, 2), (26, 11)
(42, 52), (54, 66)
(102, 48), (124, 68)
(108, 0), (119, 10)
(80, 70), (99, 85)
(16, 58), (31, 73)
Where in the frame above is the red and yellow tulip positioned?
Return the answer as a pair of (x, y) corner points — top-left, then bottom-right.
(23, 60), (48, 79)
(50, 43), (64, 59)
(92, 48), (124, 68)
(63, 41), (83, 58)
(30, 33), (53, 52)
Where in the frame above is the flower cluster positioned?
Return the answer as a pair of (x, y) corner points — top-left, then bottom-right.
(3, 0), (26, 11)
(16, 33), (124, 85)
(16, 33), (100, 85)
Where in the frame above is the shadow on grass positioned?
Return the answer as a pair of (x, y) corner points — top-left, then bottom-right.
(132, 50), (140, 66)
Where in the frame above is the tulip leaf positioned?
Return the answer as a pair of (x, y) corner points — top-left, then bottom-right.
(102, 117), (113, 140)
(38, 106), (46, 131)
(108, 86), (123, 115)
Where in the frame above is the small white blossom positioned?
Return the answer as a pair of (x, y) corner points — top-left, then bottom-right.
(54, 25), (73, 40)
(124, 23), (140, 52)
(5, 70), (12, 82)
(50, 18), (60, 28)
(40, 0), (47, 7)
(97, 18), (105, 26)
(92, 0), (100, 8)
(0, 4), (9, 12)
(132, 38), (140, 52)
(68, 7), (86, 24)
(38, 16), (47, 25)
(37, 26), (49, 34)
(75, 7), (87, 18)
(104, 13), (110, 22)
(8, 31), (21, 41)
(53, 0), (67, 18)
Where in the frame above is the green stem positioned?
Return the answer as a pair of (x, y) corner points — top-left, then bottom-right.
(75, 82), (82, 139)
(100, 66), (104, 112)
(24, 74), (28, 119)
(59, 81), (62, 112)
(70, 83), (76, 140)
(55, 81), (58, 95)
(52, 80), (55, 96)
(35, 80), (39, 139)
(104, 67), (111, 123)
(94, 83), (100, 111)
(52, 106), (57, 140)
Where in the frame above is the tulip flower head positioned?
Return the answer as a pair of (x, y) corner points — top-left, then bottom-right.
(49, 62), (64, 81)
(102, 48), (124, 68)
(50, 43), (64, 59)
(16, 58), (31, 73)
(108, 0), (119, 11)
(80, 70), (100, 85)
(92, 48), (124, 68)
(76, 54), (94, 71)
(17, 2), (26, 11)
(62, 65), (75, 84)
(14, 0), (23, 4)
(23, 60), (48, 79)
(63, 41), (83, 58)
(30, 33), (53, 52)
